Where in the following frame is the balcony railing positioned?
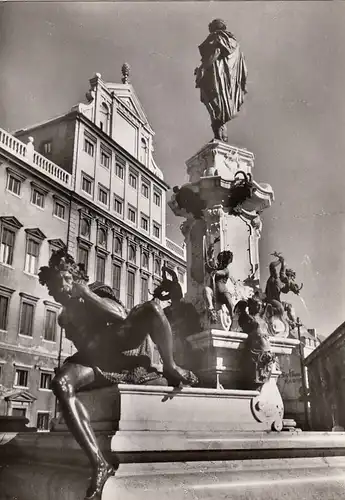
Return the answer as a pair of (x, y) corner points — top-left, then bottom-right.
(165, 237), (186, 259)
(0, 127), (72, 187)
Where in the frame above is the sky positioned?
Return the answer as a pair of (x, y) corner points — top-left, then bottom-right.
(0, 1), (344, 337)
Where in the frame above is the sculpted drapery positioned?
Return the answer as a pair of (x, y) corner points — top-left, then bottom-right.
(195, 19), (248, 142)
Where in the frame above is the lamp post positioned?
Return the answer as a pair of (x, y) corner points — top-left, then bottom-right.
(296, 317), (310, 430)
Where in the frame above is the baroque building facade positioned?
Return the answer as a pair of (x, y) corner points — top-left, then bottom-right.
(0, 70), (186, 430)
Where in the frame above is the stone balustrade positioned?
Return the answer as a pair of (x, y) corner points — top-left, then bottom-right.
(165, 237), (186, 258)
(0, 127), (72, 187)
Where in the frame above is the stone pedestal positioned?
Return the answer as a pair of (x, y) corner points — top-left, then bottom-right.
(169, 140), (274, 331)
(2, 385), (345, 500)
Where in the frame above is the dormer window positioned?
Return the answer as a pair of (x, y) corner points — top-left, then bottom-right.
(41, 141), (52, 156)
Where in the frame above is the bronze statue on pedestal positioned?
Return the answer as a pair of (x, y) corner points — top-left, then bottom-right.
(39, 249), (197, 500)
(195, 19), (248, 142)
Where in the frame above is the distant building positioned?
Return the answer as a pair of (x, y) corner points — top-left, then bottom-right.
(278, 327), (320, 429)
(305, 322), (345, 431)
(0, 68), (186, 429)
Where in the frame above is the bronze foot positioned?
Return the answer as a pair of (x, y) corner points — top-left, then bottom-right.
(164, 366), (199, 388)
(85, 463), (115, 500)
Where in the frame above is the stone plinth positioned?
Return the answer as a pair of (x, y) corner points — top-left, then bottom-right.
(53, 384), (281, 434)
(186, 330), (299, 388)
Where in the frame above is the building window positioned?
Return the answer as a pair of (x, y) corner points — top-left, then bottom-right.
(113, 236), (122, 256)
(40, 372), (53, 390)
(115, 157), (125, 180)
(44, 310), (57, 342)
(84, 138), (95, 157)
(42, 141), (52, 155)
(141, 182), (149, 198)
(24, 238), (40, 274)
(80, 217), (91, 239)
(78, 246), (89, 274)
(127, 270), (135, 309)
(31, 188), (45, 209)
(114, 196), (123, 215)
(153, 191), (161, 207)
(98, 186), (109, 206)
(0, 295), (9, 330)
(112, 263), (121, 300)
(53, 201), (65, 220)
(128, 245), (136, 263)
(19, 301), (34, 336)
(129, 172), (138, 190)
(141, 253), (149, 270)
(141, 214), (149, 232)
(153, 223), (160, 239)
(7, 174), (21, 196)
(128, 206), (136, 224)
(37, 412), (50, 432)
(154, 258), (161, 276)
(96, 254), (106, 283)
(0, 227), (15, 266)
(81, 174), (94, 195)
(100, 150), (110, 169)
(14, 369), (28, 388)
(140, 275), (148, 303)
(97, 227), (107, 248)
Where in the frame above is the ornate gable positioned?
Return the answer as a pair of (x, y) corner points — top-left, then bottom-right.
(48, 238), (66, 250)
(0, 216), (23, 230)
(25, 228), (46, 240)
(5, 390), (36, 403)
(106, 83), (153, 133)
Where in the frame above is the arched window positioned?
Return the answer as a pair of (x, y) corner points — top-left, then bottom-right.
(140, 137), (148, 166)
(128, 245), (136, 263)
(154, 258), (161, 276)
(141, 252), (149, 270)
(113, 237), (122, 256)
(80, 218), (91, 239)
(98, 227), (107, 248)
(100, 102), (110, 134)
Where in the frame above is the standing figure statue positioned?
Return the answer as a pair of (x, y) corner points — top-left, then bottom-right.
(38, 249), (197, 500)
(195, 19), (248, 142)
(204, 239), (234, 326)
(265, 252), (303, 329)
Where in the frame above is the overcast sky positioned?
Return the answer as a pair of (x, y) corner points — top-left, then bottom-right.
(1, 1), (344, 337)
